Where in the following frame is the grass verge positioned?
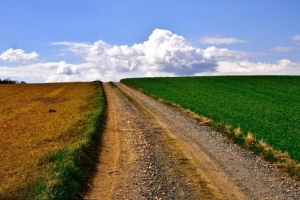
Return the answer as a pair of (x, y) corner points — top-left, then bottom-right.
(163, 99), (300, 181)
(211, 122), (300, 179)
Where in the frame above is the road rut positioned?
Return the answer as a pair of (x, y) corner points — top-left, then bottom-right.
(85, 82), (300, 199)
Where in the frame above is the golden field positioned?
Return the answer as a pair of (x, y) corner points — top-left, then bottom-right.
(0, 82), (102, 199)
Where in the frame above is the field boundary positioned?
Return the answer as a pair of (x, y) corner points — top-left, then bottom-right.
(27, 81), (107, 200)
(122, 82), (300, 182)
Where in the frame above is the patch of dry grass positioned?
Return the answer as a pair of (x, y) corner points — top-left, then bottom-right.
(0, 82), (101, 199)
(245, 132), (256, 147)
(234, 127), (243, 138)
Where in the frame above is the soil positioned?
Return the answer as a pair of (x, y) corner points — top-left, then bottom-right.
(84, 82), (300, 200)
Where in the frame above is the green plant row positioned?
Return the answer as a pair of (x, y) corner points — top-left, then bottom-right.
(121, 76), (300, 162)
(27, 81), (106, 200)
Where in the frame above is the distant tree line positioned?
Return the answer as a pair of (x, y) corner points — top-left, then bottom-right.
(0, 78), (26, 84)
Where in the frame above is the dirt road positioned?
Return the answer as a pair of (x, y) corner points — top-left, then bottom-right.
(84, 82), (300, 199)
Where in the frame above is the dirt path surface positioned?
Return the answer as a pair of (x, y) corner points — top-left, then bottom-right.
(85, 82), (300, 200)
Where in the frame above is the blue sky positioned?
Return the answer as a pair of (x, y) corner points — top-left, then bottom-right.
(0, 1), (299, 82)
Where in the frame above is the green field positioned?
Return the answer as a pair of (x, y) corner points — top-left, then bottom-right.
(121, 76), (300, 162)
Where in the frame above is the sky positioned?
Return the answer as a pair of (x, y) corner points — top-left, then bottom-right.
(0, 1), (300, 83)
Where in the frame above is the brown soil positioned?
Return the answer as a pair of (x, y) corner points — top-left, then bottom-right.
(84, 82), (300, 200)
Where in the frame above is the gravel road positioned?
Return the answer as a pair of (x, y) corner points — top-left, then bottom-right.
(84, 82), (300, 200)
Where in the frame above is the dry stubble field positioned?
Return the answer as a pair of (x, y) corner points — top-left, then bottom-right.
(0, 82), (102, 199)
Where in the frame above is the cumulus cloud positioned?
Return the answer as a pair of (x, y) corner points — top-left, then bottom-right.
(200, 36), (247, 45)
(52, 29), (218, 81)
(56, 61), (81, 75)
(49, 28), (299, 82)
(1, 29), (300, 83)
(0, 48), (38, 62)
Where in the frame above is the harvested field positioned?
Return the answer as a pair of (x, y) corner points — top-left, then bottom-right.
(0, 82), (104, 199)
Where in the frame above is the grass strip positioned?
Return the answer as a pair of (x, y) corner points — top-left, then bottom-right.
(121, 76), (300, 180)
(27, 81), (106, 200)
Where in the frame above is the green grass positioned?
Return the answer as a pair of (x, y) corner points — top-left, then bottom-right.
(27, 81), (106, 200)
(121, 76), (300, 162)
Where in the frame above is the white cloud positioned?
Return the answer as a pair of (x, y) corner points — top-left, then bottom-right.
(1, 29), (300, 83)
(51, 42), (91, 57)
(0, 48), (39, 62)
(200, 36), (247, 45)
(292, 35), (300, 41)
(0, 62), (59, 83)
(56, 61), (81, 75)
(211, 59), (300, 75)
(203, 46), (251, 61)
(51, 29), (218, 81)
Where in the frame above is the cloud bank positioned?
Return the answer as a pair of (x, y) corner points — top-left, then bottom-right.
(1, 29), (300, 82)
(214, 59), (299, 75)
(0, 48), (38, 62)
(50, 29), (218, 82)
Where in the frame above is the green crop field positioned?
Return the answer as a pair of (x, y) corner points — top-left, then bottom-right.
(121, 76), (300, 163)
